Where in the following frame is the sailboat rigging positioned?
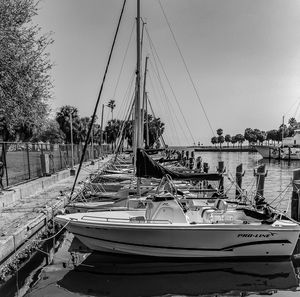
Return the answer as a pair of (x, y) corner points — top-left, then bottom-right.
(69, 0), (127, 199)
(57, 0), (300, 259)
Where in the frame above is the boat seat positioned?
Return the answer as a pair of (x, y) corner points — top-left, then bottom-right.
(145, 194), (187, 223)
(214, 199), (228, 211)
(202, 208), (216, 222)
(201, 199), (229, 223)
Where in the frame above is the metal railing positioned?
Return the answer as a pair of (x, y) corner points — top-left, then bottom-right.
(0, 142), (112, 188)
(81, 214), (172, 224)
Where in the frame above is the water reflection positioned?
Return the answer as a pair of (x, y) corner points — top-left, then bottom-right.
(58, 251), (299, 297)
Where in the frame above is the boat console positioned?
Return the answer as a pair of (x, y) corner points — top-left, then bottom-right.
(145, 193), (188, 223)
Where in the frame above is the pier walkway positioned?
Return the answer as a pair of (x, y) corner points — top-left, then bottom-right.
(0, 156), (112, 274)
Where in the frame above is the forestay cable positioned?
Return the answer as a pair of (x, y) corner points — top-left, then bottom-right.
(145, 27), (196, 145)
(158, 0), (215, 137)
(112, 21), (135, 100)
(148, 64), (188, 145)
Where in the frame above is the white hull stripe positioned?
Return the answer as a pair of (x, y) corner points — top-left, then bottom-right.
(73, 232), (291, 252)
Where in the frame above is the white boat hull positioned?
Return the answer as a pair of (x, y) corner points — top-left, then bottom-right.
(256, 146), (300, 160)
(57, 211), (300, 258)
(255, 146), (277, 158)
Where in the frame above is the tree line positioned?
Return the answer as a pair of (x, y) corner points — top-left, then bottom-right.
(43, 102), (165, 149)
(0, 1), (165, 150)
(211, 117), (299, 147)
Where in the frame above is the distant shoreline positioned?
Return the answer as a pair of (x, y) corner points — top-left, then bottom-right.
(184, 146), (256, 152)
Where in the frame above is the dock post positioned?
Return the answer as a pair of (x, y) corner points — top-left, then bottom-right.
(288, 147), (291, 163)
(254, 164), (267, 206)
(235, 163), (244, 199)
(203, 162), (209, 173)
(268, 147), (271, 160)
(217, 161), (224, 195)
(189, 151), (195, 169)
(177, 151), (182, 161)
(291, 169), (300, 221)
(185, 151), (189, 168)
(181, 150), (185, 160)
(185, 150), (189, 159)
(196, 156), (202, 170)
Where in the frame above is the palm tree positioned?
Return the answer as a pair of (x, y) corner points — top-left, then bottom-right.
(77, 117), (91, 143)
(215, 129), (224, 148)
(55, 105), (79, 143)
(148, 117), (165, 148)
(231, 136), (237, 147)
(107, 100), (116, 120)
(104, 119), (123, 150)
(216, 128), (223, 137)
(124, 120), (133, 148)
(225, 134), (231, 147)
(218, 135), (225, 148)
(211, 136), (217, 147)
(235, 134), (245, 148)
(288, 117), (297, 127)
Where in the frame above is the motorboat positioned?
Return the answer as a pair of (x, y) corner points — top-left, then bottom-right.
(256, 145), (300, 160)
(255, 129), (300, 160)
(56, 192), (300, 258)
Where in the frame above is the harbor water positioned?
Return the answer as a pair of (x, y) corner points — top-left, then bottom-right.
(2, 151), (300, 297)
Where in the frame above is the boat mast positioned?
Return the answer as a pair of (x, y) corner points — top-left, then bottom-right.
(282, 115), (285, 146)
(142, 56), (149, 147)
(145, 92), (149, 147)
(100, 104), (104, 154)
(133, 0), (142, 194)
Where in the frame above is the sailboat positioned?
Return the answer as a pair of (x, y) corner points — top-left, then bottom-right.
(56, 0), (300, 258)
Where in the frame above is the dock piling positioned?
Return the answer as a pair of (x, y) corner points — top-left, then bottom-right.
(217, 161), (225, 195)
(235, 163), (244, 199)
(185, 151), (189, 160)
(189, 151), (195, 169)
(203, 162), (209, 173)
(196, 156), (202, 170)
(291, 169), (300, 221)
(254, 164), (267, 206)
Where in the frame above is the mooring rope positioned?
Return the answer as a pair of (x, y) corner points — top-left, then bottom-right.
(21, 220), (71, 244)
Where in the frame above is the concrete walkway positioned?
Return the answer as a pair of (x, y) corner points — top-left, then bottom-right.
(0, 156), (112, 269)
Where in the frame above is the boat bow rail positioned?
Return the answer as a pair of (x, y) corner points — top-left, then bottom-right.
(77, 214), (173, 224)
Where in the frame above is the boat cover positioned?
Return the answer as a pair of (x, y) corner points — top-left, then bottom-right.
(136, 148), (222, 181)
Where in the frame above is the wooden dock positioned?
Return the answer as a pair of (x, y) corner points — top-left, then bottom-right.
(0, 156), (112, 282)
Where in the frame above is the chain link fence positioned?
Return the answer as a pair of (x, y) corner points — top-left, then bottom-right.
(0, 142), (111, 188)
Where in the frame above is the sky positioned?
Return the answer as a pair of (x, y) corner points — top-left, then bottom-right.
(34, 0), (300, 146)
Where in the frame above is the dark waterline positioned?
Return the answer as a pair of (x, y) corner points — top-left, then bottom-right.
(3, 152), (300, 297)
